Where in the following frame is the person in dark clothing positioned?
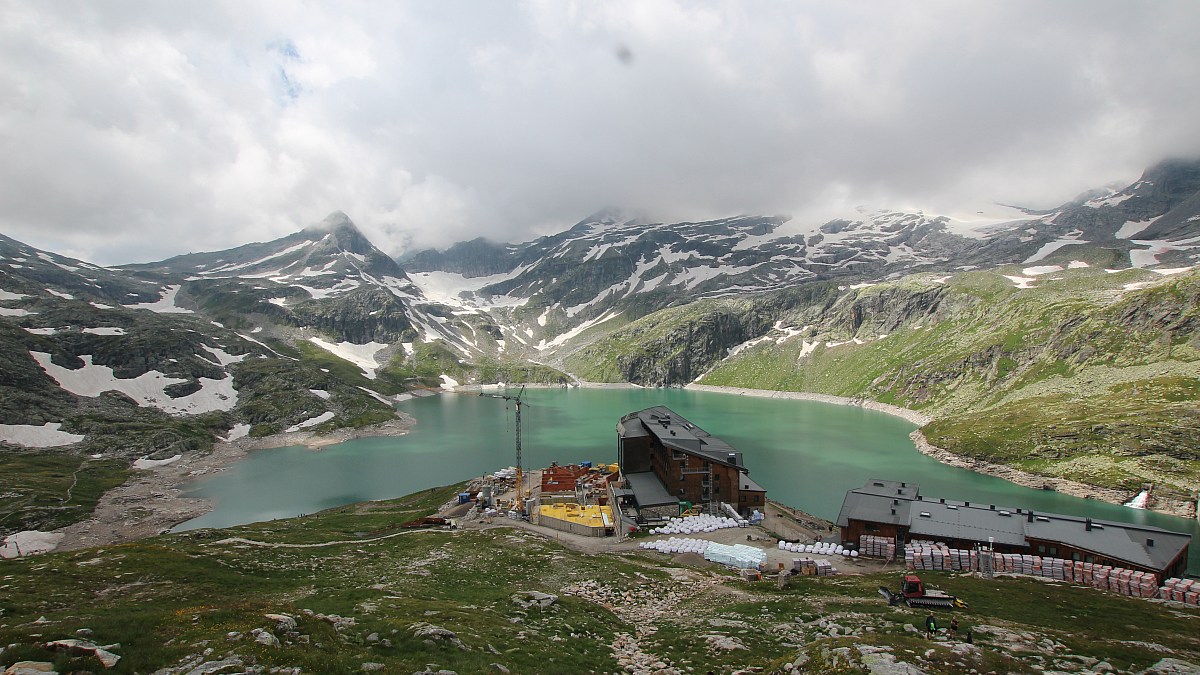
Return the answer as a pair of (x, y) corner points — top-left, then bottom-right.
(925, 611), (937, 639)
(950, 617), (959, 636)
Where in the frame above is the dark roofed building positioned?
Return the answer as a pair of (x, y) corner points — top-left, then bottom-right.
(837, 480), (1191, 578)
(617, 406), (766, 517)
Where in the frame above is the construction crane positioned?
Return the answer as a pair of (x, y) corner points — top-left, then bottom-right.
(481, 386), (528, 514)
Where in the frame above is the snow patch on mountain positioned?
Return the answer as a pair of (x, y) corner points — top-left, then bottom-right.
(408, 270), (529, 311)
(286, 411), (335, 432)
(200, 343), (248, 366)
(537, 310), (621, 350)
(1023, 236), (1088, 264)
(0, 422), (85, 447)
(1116, 219), (1156, 239)
(0, 289), (29, 301)
(308, 337), (387, 378)
(223, 424), (252, 442)
(133, 454), (182, 469)
(31, 351), (236, 414)
(124, 285), (194, 313)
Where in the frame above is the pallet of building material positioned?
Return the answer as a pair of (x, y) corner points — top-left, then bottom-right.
(858, 534), (896, 559)
(1158, 578), (1197, 605)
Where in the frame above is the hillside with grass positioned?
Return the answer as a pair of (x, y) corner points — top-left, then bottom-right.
(568, 259), (1200, 508)
(1, 484), (1197, 674)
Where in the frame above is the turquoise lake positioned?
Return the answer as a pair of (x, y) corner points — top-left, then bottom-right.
(177, 388), (1199, 574)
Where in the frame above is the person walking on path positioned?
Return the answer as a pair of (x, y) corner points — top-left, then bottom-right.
(925, 611), (937, 639)
(950, 617), (959, 637)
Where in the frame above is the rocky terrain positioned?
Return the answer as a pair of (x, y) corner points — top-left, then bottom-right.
(0, 484), (1198, 674)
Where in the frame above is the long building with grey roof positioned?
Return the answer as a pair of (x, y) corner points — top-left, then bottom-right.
(837, 479), (1191, 577)
(616, 406), (766, 518)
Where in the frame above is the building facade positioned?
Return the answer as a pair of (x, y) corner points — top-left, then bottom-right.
(617, 406), (766, 517)
(837, 480), (1192, 578)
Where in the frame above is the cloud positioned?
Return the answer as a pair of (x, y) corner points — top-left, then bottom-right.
(0, 1), (1198, 264)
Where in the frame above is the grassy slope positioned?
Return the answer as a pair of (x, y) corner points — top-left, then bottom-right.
(699, 267), (1200, 498)
(1, 485), (1197, 673)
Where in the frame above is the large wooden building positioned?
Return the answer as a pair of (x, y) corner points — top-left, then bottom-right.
(616, 406), (766, 518)
(837, 480), (1192, 578)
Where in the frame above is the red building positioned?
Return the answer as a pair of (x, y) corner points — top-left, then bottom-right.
(616, 406), (766, 518)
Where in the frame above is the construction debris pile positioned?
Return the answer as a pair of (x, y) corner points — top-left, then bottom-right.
(858, 534), (897, 559)
(648, 514), (744, 535)
(778, 540), (859, 557)
(1160, 578), (1200, 606)
(897, 541), (1162, 599)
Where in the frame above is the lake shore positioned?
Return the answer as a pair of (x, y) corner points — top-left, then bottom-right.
(50, 413), (416, 553)
(686, 383), (1197, 520)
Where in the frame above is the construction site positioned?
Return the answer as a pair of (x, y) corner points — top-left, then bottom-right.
(432, 393), (1197, 606)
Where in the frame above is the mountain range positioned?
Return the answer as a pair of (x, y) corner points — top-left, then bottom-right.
(2, 158), (1199, 533)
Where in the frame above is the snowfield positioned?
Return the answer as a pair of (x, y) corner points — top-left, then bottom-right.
(123, 285), (194, 313)
(31, 351), (237, 414)
(285, 411), (335, 432)
(132, 454), (182, 469)
(1, 530), (64, 558)
(308, 337), (387, 379)
(0, 422), (85, 447)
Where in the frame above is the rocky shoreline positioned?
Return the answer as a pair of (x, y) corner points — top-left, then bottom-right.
(50, 413), (416, 553)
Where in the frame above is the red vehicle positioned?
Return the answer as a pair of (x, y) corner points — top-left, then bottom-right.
(880, 574), (965, 608)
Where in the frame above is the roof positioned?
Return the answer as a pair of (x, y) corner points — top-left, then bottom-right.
(908, 500), (1027, 547)
(617, 406), (742, 468)
(838, 480), (1192, 572)
(740, 473), (766, 493)
(1025, 513), (1191, 572)
(836, 489), (913, 529)
(624, 471), (676, 508)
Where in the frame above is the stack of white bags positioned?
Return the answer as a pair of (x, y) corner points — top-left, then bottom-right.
(648, 514), (744, 535)
(639, 536), (712, 555)
(778, 540), (859, 557)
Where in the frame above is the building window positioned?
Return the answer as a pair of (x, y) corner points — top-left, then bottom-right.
(1037, 545), (1046, 554)
(1049, 547), (1057, 556)
(866, 524), (879, 533)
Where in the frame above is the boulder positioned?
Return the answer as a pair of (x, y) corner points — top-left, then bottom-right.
(264, 613), (297, 632)
(43, 639), (120, 668)
(511, 591), (558, 609)
(3, 663), (58, 675)
(410, 622), (467, 650)
(255, 631), (281, 648)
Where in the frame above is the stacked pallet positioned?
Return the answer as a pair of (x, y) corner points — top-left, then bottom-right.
(906, 542), (966, 572)
(902, 544), (1160, 599)
(1160, 578), (1200, 605)
(858, 534), (896, 559)
(792, 557), (839, 576)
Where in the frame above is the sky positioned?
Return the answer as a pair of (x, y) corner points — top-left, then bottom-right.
(2, 1), (1199, 265)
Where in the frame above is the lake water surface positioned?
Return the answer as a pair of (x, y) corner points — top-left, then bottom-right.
(178, 388), (1199, 574)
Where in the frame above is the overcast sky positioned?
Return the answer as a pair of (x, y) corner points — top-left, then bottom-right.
(2, 1), (1199, 265)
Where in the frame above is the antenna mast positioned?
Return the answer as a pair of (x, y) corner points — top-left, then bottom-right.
(481, 385), (527, 513)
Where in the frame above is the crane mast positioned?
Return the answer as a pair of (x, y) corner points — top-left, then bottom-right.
(481, 386), (527, 514)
